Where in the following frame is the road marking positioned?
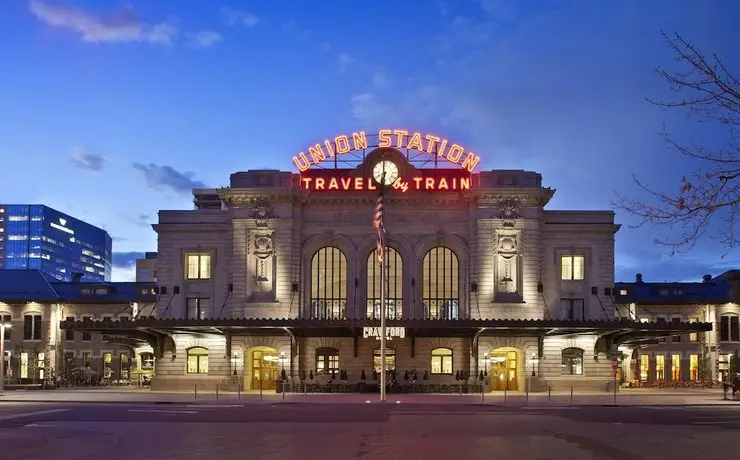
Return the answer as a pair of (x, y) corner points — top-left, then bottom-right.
(0, 409), (69, 421)
(127, 409), (198, 414)
(185, 404), (243, 408)
(693, 420), (740, 425)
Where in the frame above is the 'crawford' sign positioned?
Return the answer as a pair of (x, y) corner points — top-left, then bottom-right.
(363, 327), (406, 341)
(293, 129), (481, 173)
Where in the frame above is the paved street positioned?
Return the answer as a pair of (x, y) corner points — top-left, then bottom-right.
(0, 400), (739, 459)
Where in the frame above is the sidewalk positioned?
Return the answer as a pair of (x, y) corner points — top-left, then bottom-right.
(0, 387), (737, 407)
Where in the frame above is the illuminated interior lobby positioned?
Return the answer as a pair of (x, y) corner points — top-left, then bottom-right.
(62, 129), (709, 392)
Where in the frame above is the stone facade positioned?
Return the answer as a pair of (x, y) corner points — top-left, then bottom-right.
(149, 155), (625, 392)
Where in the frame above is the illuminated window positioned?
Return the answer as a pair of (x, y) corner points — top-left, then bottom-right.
(619, 289), (628, 296)
(103, 352), (112, 378)
(140, 352), (155, 370)
(20, 352), (28, 379)
(560, 255), (585, 281)
(561, 348), (584, 375)
(1, 315), (10, 340)
(315, 347), (339, 375)
(656, 355), (666, 380)
(430, 348), (453, 375)
(671, 354), (681, 381)
(310, 246), (347, 319)
(720, 315), (739, 342)
(120, 353), (130, 379)
(373, 348), (395, 373)
(422, 247), (459, 320)
(689, 317), (699, 342)
(689, 354), (699, 380)
(186, 253), (211, 280)
(186, 347), (209, 374)
(366, 247), (402, 319)
(82, 316), (92, 341)
(640, 355), (649, 381)
(83, 351), (92, 368)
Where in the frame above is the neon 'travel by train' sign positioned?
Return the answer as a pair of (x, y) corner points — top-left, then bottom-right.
(292, 129), (481, 173)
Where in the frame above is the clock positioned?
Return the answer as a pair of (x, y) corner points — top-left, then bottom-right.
(372, 160), (399, 185)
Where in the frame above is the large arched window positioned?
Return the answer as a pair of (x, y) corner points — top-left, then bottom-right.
(431, 347), (453, 375)
(422, 246), (459, 320)
(311, 247), (347, 319)
(366, 247), (403, 319)
(187, 347), (209, 374)
(561, 348), (584, 375)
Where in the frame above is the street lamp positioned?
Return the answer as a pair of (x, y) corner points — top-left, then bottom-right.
(0, 322), (11, 396)
(483, 353), (489, 377)
(530, 352), (538, 377)
(231, 353), (238, 376)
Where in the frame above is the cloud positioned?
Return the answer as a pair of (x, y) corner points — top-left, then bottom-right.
(187, 30), (223, 49)
(220, 6), (259, 27)
(122, 214), (152, 227)
(28, 0), (176, 45)
(112, 251), (144, 270)
(70, 146), (105, 171)
(132, 163), (207, 195)
(338, 53), (354, 72)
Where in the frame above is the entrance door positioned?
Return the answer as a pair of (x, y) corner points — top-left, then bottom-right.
(251, 349), (279, 391)
(491, 350), (518, 391)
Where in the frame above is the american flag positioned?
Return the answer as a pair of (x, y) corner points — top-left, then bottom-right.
(373, 188), (385, 262)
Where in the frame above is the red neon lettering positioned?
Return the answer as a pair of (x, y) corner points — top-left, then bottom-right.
(438, 177), (449, 190)
(425, 178), (435, 190)
(308, 144), (325, 163)
(368, 179), (377, 191)
(341, 177), (352, 190)
(393, 129), (408, 148)
(293, 153), (310, 172)
(352, 131), (368, 150)
(447, 144), (464, 163)
(407, 132), (423, 151)
(328, 177), (339, 190)
(437, 139), (448, 157)
(413, 177), (423, 189)
(323, 140), (335, 158)
(378, 129), (392, 147)
(301, 177), (312, 189)
(460, 177), (471, 190)
(354, 177), (364, 190)
(315, 178), (326, 190)
(461, 153), (480, 172)
(424, 135), (440, 155)
(335, 135), (350, 154)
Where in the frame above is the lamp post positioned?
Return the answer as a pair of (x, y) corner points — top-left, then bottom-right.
(531, 353), (537, 377)
(231, 353), (238, 376)
(0, 322), (10, 396)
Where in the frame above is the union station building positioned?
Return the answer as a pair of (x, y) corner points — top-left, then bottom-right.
(56, 129), (713, 392)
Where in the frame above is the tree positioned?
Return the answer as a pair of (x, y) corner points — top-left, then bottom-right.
(613, 32), (740, 254)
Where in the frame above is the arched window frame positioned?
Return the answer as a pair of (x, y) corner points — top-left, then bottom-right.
(422, 246), (460, 320)
(186, 346), (209, 374)
(720, 314), (740, 342)
(561, 347), (584, 376)
(366, 247), (403, 319)
(430, 347), (453, 375)
(140, 352), (155, 370)
(315, 347), (339, 375)
(310, 246), (347, 319)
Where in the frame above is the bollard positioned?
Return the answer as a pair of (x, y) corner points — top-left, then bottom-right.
(304, 382), (307, 399)
(525, 379), (529, 403)
(259, 376), (263, 400)
(194, 384), (198, 400)
(548, 386), (551, 401)
(282, 381), (286, 401)
(570, 386), (573, 403)
(216, 383), (219, 400)
(237, 383), (241, 400)
(504, 384), (507, 403)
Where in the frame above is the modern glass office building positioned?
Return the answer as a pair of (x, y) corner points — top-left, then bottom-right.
(0, 204), (112, 282)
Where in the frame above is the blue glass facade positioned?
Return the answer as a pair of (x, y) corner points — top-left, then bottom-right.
(0, 204), (112, 282)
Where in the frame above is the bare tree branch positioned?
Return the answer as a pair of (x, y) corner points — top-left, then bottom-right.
(613, 31), (740, 255)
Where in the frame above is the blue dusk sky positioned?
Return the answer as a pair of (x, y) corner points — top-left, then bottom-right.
(0, 0), (738, 282)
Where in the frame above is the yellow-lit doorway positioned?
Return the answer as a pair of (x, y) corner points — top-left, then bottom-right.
(490, 348), (518, 391)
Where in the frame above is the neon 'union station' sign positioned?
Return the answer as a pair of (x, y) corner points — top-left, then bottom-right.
(292, 129), (481, 173)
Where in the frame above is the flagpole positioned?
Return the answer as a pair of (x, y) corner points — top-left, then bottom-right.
(380, 239), (386, 402)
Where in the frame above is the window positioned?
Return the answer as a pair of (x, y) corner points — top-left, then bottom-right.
(140, 352), (155, 370)
(186, 298), (211, 320)
(82, 317), (92, 341)
(37, 352), (45, 380)
(186, 253), (211, 280)
(689, 317), (699, 342)
(187, 347), (209, 374)
(23, 314), (41, 340)
(561, 348), (584, 375)
(120, 353), (130, 379)
(82, 351), (92, 368)
(720, 315), (740, 342)
(422, 247), (459, 320)
(671, 354), (681, 381)
(20, 352), (28, 379)
(656, 355), (666, 380)
(672, 316), (681, 342)
(315, 347), (339, 375)
(366, 248), (403, 319)
(640, 355), (649, 381)
(64, 316), (74, 341)
(561, 298), (585, 320)
(619, 289), (628, 296)
(373, 348), (396, 373)
(310, 246), (347, 319)
(430, 348), (453, 375)
(560, 255), (585, 281)
(103, 352), (112, 378)
(1, 315), (10, 340)
(690, 354), (699, 381)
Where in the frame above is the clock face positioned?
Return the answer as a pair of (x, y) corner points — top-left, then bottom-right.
(373, 160), (399, 185)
